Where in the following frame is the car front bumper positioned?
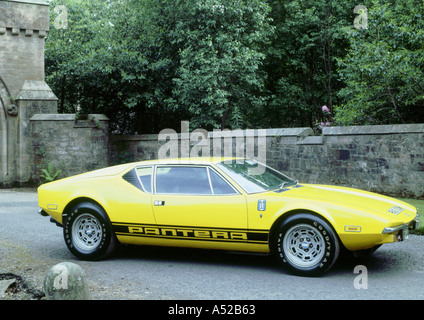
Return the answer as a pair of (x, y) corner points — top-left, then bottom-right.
(382, 213), (420, 242)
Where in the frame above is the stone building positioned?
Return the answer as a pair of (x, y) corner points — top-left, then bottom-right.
(0, 0), (108, 187)
(0, 0), (57, 186)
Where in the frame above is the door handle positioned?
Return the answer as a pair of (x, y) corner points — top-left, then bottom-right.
(154, 200), (165, 206)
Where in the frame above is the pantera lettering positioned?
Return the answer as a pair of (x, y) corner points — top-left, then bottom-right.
(127, 225), (248, 240)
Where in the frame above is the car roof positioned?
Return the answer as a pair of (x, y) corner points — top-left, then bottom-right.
(129, 157), (241, 166)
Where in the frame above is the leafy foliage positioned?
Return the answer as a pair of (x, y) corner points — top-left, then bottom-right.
(335, 0), (424, 125)
(169, 0), (273, 130)
(263, 0), (354, 128)
(40, 163), (62, 184)
(45, 0), (424, 133)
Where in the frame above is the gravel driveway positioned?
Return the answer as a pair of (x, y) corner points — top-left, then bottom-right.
(1, 189), (424, 301)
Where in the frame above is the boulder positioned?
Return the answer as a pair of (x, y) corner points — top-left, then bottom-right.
(44, 262), (89, 300)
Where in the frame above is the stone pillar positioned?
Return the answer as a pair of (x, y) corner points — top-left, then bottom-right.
(0, 77), (13, 185)
(16, 80), (57, 183)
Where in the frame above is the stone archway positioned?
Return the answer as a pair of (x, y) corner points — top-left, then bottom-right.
(0, 75), (12, 184)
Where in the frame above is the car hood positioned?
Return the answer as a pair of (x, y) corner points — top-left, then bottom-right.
(279, 184), (416, 221)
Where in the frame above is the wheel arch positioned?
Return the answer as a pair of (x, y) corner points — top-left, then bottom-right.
(268, 209), (340, 253)
(62, 197), (109, 224)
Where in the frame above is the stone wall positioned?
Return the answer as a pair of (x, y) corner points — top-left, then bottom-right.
(109, 124), (424, 199)
(30, 114), (109, 183)
(270, 124), (424, 198)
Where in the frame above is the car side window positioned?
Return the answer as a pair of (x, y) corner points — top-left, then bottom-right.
(208, 168), (238, 195)
(136, 166), (153, 193)
(156, 166), (212, 195)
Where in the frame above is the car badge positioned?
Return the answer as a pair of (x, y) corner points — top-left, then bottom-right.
(257, 200), (266, 211)
(387, 206), (404, 215)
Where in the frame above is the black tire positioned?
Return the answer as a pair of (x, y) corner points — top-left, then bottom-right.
(275, 213), (340, 276)
(63, 202), (117, 261)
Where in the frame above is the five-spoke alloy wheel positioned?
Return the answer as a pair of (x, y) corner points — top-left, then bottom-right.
(63, 202), (117, 260)
(72, 213), (104, 252)
(275, 213), (340, 276)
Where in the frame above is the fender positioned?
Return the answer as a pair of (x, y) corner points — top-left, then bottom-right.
(62, 185), (110, 223)
(271, 201), (338, 230)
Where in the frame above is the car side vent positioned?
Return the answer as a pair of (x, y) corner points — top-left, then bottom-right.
(122, 169), (143, 191)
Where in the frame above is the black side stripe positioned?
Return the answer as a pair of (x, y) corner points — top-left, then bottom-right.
(112, 222), (269, 244)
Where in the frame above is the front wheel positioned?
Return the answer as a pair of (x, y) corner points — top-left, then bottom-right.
(63, 202), (117, 261)
(275, 214), (340, 276)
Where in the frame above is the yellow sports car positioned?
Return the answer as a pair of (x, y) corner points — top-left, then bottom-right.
(38, 158), (419, 276)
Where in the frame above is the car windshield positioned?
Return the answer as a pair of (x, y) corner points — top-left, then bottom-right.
(216, 159), (297, 194)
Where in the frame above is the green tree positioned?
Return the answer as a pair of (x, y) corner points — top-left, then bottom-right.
(109, 0), (193, 134)
(169, 0), (274, 130)
(263, 0), (353, 128)
(335, 0), (424, 125)
(46, 0), (117, 113)
(45, 0), (273, 133)
(45, 0), (424, 133)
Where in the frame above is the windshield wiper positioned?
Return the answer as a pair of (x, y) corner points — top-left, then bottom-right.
(278, 182), (288, 189)
(278, 179), (298, 189)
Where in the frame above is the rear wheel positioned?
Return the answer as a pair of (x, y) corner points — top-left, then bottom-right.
(63, 202), (117, 260)
(275, 214), (340, 276)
